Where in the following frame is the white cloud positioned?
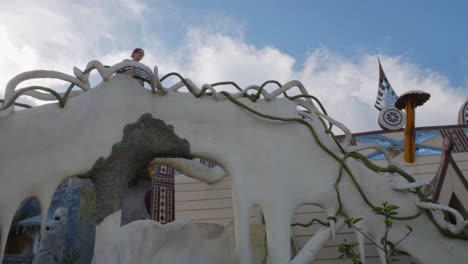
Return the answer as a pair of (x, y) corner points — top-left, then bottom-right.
(154, 32), (466, 132)
(295, 48), (467, 132)
(0, 0), (159, 103)
(117, 0), (148, 16)
(0, 2), (101, 91)
(180, 29), (295, 86)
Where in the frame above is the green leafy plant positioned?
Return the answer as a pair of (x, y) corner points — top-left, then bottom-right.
(338, 240), (362, 264)
(340, 202), (412, 264)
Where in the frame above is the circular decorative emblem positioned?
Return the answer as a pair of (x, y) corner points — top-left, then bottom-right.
(378, 107), (405, 130)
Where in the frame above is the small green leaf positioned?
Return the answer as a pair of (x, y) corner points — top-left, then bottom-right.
(352, 218), (363, 224)
(373, 206), (383, 212)
(385, 219), (393, 227)
(393, 249), (410, 256)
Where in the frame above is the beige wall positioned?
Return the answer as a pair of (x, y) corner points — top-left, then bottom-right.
(175, 175), (262, 226)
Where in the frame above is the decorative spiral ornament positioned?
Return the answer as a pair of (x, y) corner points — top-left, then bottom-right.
(378, 106), (405, 130)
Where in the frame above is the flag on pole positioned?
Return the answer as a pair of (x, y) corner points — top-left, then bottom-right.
(374, 59), (398, 111)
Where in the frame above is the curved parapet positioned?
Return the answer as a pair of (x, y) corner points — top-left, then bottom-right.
(0, 60), (319, 117)
(0, 60), (158, 117)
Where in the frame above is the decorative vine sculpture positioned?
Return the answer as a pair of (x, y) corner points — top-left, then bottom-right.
(1, 60), (466, 264)
(1, 60), (466, 238)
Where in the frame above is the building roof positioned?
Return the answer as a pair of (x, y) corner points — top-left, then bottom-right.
(432, 138), (468, 202)
(17, 214), (41, 228)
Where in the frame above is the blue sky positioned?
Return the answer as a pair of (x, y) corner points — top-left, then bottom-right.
(0, 0), (466, 132)
(175, 0), (467, 86)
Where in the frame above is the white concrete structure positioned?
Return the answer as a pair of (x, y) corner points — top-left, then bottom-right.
(93, 219), (266, 264)
(0, 61), (467, 263)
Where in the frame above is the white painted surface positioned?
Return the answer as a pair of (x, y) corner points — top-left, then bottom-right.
(92, 218), (266, 264)
(1, 62), (467, 263)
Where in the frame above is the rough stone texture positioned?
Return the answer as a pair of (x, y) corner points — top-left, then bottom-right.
(87, 113), (192, 224)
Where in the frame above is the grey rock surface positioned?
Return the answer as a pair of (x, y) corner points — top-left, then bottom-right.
(87, 113), (192, 224)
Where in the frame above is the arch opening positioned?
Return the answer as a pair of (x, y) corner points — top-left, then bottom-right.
(2, 197), (41, 263)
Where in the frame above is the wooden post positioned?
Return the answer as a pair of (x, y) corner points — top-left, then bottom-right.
(404, 97), (416, 163)
(395, 90), (430, 164)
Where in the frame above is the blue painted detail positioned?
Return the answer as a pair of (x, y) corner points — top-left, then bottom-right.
(416, 147), (442, 156)
(46, 186), (82, 251)
(2, 256), (33, 263)
(357, 130), (443, 160)
(367, 152), (386, 160)
(415, 130), (440, 144)
(45, 185), (95, 264)
(17, 214), (42, 227)
(355, 134), (401, 149)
